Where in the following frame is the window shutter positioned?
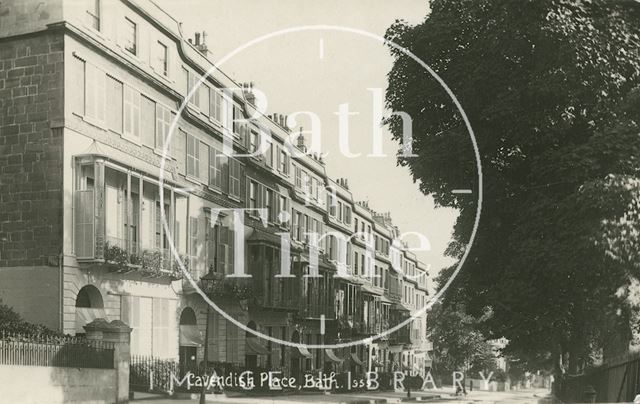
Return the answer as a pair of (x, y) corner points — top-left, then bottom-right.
(155, 105), (163, 149)
(228, 224), (235, 275)
(106, 76), (123, 133)
(239, 164), (246, 200)
(74, 189), (95, 258)
(174, 129), (186, 174)
(256, 183), (263, 210)
(218, 226), (227, 274)
(211, 150), (220, 188)
(201, 85), (210, 116)
(221, 158), (229, 194)
(199, 142), (209, 183)
(209, 89), (217, 121)
(141, 96), (155, 147)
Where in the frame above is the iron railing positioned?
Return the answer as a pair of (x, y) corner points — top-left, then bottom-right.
(129, 355), (180, 393)
(0, 332), (114, 369)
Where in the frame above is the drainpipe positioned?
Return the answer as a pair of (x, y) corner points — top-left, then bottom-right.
(59, 252), (64, 332)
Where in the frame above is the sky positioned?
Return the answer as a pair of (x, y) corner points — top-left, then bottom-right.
(154, 0), (459, 277)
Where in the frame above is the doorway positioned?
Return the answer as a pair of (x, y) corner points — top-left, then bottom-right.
(178, 308), (199, 377)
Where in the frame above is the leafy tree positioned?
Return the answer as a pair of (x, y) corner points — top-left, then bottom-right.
(428, 302), (497, 379)
(385, 0), (640, 375)
(0, 301), (61, 337)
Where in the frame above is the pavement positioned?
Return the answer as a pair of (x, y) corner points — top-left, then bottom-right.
(130, 388), (555, 404)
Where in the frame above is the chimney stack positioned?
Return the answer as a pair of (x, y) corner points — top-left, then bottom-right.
(195, 31), (209, 53)
(297, 127), (307, 152)
(243, 82), (256, 106)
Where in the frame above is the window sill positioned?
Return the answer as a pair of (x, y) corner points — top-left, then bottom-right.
(228, 195), (241, 203)
(185, 175), (202, 186)
(80, 114), (108, 132)
(151, 68), (173, 85)
(121, 133), (142, 146)
(118, 43), (144, 67)
(82, 23), (108, 42)
(208, 117), (223, 128)
(207, 185), (222, 195)
(153, 148), (176, 161)
(108, 128), (124, 137)
(186, 104), (200, 115)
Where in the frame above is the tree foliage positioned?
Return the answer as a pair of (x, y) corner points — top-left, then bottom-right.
(385, 0), (640, 374)
(0, 301), (61, 337)
(428, 302), (497, 378)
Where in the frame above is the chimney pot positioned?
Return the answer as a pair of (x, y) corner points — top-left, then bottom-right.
(297, 128), (306, 152)
(195, 32), (201, 46)
(202, 31), (207, 45)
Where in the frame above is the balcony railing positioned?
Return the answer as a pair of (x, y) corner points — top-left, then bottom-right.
(101, 236), (186, 279)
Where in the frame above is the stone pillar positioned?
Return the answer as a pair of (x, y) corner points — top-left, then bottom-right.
(85, 319), (132, 403)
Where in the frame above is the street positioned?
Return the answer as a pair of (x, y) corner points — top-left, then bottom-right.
(131, 388), (554, 404)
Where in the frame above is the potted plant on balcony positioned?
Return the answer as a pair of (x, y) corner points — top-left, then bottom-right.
(129, 252), (143, 270)
(103, 242), (132, 272)
(228, 278), (255, 301)
(139, 249), (187, 280)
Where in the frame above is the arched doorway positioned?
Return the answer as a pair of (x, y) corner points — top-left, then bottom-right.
(76, 285), (104, 308)
(75, 285), (105, 335)
(179, 307), (201, 376)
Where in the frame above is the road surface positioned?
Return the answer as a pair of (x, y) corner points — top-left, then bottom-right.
(131, 387), (555, 404)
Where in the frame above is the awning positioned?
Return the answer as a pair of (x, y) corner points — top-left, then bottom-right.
(380, 295), (392, 304)
(325, 349), (343, 363)
(350, 353), (366, 367)
(179, 325), (204, 347)
(247, 228), (281, 246)
(75, 307), (107, 334)
(389, 345), (404, 353)
(391, 303), (410, 312)
(377, 341), (389, 349)
(336, 275), (363, 285)
(292, 346), (313, 358)
(246, 337), (270, 355)
(361, 283), (382, 295)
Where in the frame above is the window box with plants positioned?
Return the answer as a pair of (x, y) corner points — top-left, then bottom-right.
(208, 273), (261, 302)
(102, 242), (186, 280)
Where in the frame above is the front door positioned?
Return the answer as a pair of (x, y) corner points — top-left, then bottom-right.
(179, 346), (197, 376)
